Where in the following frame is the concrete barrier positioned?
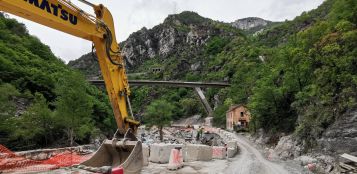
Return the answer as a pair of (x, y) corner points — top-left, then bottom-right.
(167, 149), (184, 170)
(149, 143), (183, 163)
(142, 144), (149, 166)
(212, 146), (227, 159)
(227, 141), (237, 149)
(227, 147), (237, 158)
(227, 141), (238, 158)
(183, 144), (212, 162)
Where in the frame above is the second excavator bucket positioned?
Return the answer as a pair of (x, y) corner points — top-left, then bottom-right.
(80, 129), (143, 174)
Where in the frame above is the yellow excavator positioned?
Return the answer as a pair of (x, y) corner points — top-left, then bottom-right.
(0, 0), (143, 173)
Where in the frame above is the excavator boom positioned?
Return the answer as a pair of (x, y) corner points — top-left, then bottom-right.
(0, 0), (142, 173)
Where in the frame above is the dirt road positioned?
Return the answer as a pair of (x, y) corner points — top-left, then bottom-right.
(224, 133), (302, 174)
(142, 132), (307, 174)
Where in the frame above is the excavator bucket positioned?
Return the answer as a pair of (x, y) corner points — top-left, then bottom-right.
(80, 129), (143, 174)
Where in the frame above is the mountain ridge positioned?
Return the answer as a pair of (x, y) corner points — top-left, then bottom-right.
(68, 12), (277, 79)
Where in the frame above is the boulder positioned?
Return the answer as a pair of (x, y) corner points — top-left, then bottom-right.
(274, 135), (302, 160)
(227, 141), (237, 149)
(227, 148), (237, 158)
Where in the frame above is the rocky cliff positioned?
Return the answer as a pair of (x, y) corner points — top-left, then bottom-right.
(231, 17), (279, 34)
(67, 53), (101, 79)
(318, 110), (357, 156)
(231, 17), (270, 30)
(68, 11), (246, 79)
(121, 12), (237, 69)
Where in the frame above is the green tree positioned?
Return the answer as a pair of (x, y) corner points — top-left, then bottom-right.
(54, 72), (95, 146)
(143, 99), (174, 141)
(0, 83), (19, 118)
(0, 83), (20, 145)
(179, 98), (201, 116)
(12, 93), (54, 146)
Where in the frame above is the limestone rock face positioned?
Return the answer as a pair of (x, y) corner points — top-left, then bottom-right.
(68, 11), (241, 79)
(67, 53), (101, 80)
(318, 110), (357, 155)
(231, 17), (270, 30)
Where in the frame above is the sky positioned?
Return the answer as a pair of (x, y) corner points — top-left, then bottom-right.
(10, 0), (324, 62)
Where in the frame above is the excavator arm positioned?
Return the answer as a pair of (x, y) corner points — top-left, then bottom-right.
(0, 0), (139, 134)
(0, 0), (142, 173)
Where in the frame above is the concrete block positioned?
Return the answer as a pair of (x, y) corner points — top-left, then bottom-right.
(227, 147), (237, 158)
(212, 146), (227, 159)
(142, 144), (149, 166)
(227, 141), (237, 149)
(183, 144), (212, 162)
(149, 143), (183, 163)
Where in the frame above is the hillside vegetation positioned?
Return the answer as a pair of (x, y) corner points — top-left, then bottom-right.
(211, 0), (357, 146)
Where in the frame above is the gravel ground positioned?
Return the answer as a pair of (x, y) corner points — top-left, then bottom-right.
(224, 133), (310, 174)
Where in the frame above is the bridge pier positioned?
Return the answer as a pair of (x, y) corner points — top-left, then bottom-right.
(194, 87), (213, 117)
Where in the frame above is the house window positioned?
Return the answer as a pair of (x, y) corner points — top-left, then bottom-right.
(240, 112), (244, 117)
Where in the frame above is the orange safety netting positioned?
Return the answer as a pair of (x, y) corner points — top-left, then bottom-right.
(0, 144), (92, 173)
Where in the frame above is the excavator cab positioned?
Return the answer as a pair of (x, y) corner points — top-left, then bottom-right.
(79, 129), (143, 174)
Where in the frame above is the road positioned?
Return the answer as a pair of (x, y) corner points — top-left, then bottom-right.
(224, 134), (298, 174)
(142, 132), (307, 174)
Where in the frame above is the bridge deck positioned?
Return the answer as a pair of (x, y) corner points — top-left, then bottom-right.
(89, 80), (230, 88)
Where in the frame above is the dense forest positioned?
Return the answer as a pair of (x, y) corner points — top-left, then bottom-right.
(210, 0), (356, 147)
(0, 0), (356, 151)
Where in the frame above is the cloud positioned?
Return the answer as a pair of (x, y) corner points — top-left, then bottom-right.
(263, 0), (325, 21)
